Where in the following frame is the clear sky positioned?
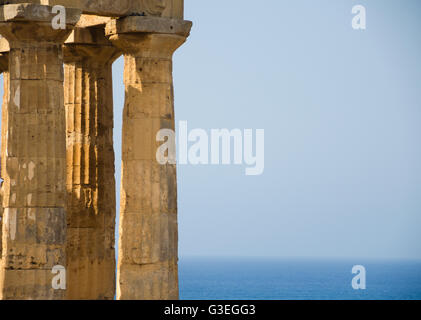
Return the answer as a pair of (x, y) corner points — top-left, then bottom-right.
(1, 0), (421, 260)
(165, 0), (421, 260)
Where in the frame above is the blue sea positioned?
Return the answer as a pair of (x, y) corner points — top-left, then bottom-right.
(178, 257), (421, 300)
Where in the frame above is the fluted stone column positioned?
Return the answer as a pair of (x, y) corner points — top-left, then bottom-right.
(0, 50), (9, 266)
(63, 26), (120, 300)
(0, 4), (81, 299)
(106, 16), (191, 300)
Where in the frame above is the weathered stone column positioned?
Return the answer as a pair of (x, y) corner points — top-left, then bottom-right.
(63, 26), (120, 300)
(0, 42), (9, 265)
(0, 4), (80, 299)
(106, 16), (191, 300)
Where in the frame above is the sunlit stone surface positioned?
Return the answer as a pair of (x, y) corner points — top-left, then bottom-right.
(0, 0), (191, 300)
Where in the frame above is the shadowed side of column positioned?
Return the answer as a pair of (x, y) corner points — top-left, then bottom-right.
(64, 26), (120, 300)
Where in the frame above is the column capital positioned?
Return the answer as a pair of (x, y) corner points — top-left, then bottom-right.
(64, 26), (121, 65)
(0, 3), (81, 44)
(105, 16), (192, 58)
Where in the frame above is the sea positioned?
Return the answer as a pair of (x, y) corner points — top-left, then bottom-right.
(178, 257), (421, 300)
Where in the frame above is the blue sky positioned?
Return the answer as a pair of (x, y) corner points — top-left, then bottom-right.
(1, 0), (421, 260)
(165, 0), (421, 259)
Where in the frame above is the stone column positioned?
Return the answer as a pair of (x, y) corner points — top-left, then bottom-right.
(0, 47), (9, 265)
(0, 4), (80, 299)
(106, 16), (191, 300)
(63, 26), (120, 300)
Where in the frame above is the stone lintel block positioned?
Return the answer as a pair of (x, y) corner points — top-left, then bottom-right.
(65, 25), (113, 47)
(0, 3), (80, 24)
(0, 1), (184, 19)
(63, 42), (120, 66)
(0, 4), (81, 43)
(106, 15), (192, 38)
(76, 14), (111, 28)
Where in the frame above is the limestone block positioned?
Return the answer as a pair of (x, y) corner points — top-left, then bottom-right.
(118, 211), (177, 265)
(117, 262), (178, 300)
(125, 56), (173, 84)
(0, 3), (81, 25)
(2, 159), (66, 208)
(66, 253), (115, 299)
(9, 49), (63, 81)
(0, 0), (184, 18)
(76, 14), (111, 28)
(120, 160), (177, 214)
(105, 16), (192, 38)
(1, 207), (66, 269)
(122, 118), (174, 161)
(126, 83), (174, 119)
(0, 269), (66, 300)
